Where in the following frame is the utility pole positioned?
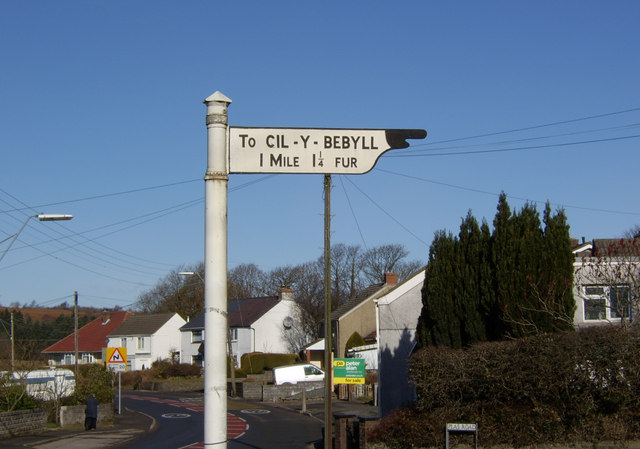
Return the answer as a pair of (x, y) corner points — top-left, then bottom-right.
(74, 291), (79, 379)
(323, 174), (333, 449)
(10, 312), (14, 372)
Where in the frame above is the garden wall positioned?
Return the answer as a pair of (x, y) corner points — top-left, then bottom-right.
(59, 403), (114, 428)
(0, 408), (47, 439)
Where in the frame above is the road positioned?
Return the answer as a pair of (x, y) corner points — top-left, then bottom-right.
(119, 392), (323, 449)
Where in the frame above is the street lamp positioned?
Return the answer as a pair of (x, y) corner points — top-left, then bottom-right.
(178, 271), (203, 282)
(0, 214), (73, 263)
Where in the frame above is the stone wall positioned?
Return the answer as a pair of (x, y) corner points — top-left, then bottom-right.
(0, 408), (47, 439)
(262, 382), (324, 402)
(60, 404), (114, 428)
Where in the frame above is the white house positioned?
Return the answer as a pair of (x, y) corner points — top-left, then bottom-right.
(180, 288), (301, 366)
(572, 238), (639, 327)
(229, 287), (300, 363)
(107, 313), (186, 371)
(372, 237), (639, 417)
(375, 267), (426, 417)
(180, 314), (205, 365)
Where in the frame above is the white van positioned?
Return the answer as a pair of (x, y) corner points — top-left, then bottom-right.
(273, 364), (324, 385)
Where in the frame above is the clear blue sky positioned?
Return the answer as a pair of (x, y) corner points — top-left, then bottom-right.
(1, 1), (638, 310)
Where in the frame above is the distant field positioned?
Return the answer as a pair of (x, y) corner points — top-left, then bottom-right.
(0, 307), (102, 323)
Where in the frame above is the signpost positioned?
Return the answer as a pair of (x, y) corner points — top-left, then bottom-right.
(106, 347), (127, 415)
(229, 127), (427, 174)
(333, 358), (366, 384)
(106, 347), (126, 372)
(203, 91), (427, 449)
(446, 423), (478, 449)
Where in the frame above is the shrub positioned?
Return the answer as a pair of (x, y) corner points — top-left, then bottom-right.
(71, 364), (115, 404)
(370, 327), (640, 447)
(0, 381), (38, 412)
(165, 363), (202, 378)
(119, 371), (144, 389)
(345, 331), (366, 355)
(264, 353), (298, 369)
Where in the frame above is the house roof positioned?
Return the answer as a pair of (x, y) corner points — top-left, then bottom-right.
(180, 312), (205, 331)
(180, 294), (286, 331)
(108, 313), (178, 337)
(229, 296), (279, 327)
(573, 238), (640, 258)
(42, 310), (134, 354)
(332, 282), (386, 320)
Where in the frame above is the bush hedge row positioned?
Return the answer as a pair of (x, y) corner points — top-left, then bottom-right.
(239, 352), (298, 375)
(370, 326), (640, 448)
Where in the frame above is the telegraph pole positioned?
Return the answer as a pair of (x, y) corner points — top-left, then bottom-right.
(323, 174), (333, 449)
(10, 312), (14, 372)
(74, 291), (79, 378)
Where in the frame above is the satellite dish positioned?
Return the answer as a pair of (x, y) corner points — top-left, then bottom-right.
(283, 316), (293, 329)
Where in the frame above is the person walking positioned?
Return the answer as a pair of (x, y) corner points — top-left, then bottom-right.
(85, 393), (98, 430)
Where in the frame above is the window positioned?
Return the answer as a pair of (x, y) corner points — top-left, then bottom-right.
(304, 365), (323, 376)
(121, 338), (126, 348)
(192, 330), (203, 343)
(230, 328), (238, 342)
(137, 337), (146, 350)
(583, 285), (630, 321)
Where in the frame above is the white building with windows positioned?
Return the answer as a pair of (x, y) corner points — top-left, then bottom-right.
(180, 314), (205, 365)
(42, 311), (134, 366)
(573, 238), (639, 327)
(107, 313), (186, 371)
(179, 288), (300, 366)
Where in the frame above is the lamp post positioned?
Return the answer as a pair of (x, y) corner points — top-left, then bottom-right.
(0, 214), (73, 263)
(1, 213), (72, 371)
(178, 271), (203, 282)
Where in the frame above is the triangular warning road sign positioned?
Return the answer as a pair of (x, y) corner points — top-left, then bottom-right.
(108, 348), (125, 363)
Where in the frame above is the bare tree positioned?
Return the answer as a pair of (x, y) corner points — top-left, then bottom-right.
(266, 265), (304, 292)
(575, 239), (640, 329)
(288, 260), (324, 342)
(281, 305), (312, 353)
(328, 243), (363, 306)
(135, 266), (202, 318)
(624, 225), (640, 239)
(228, 263), (268, 299)
(359, 243), (412, 284)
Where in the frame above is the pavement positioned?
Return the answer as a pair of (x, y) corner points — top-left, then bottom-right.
(2, 405), (153, 449)
(2, 395), (378, 449)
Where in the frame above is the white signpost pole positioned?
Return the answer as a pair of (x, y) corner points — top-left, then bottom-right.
(203, 91), (232, 448)
(203, 92), (426, 448)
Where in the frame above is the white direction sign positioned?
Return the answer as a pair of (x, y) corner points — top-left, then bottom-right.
(229, 127), (427, 174)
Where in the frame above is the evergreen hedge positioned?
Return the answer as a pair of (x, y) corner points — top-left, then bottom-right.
(369, 326), (640, 448)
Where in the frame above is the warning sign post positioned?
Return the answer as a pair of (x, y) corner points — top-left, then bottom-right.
(106, 347), (127, 372)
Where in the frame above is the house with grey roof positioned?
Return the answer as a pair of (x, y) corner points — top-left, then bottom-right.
(180, 288), (300, 366)
(106, 312), (186, 371)
(572, 238), (640, 327)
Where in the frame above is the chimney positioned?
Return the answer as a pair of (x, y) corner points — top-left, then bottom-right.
(279, 287), (295, 301)
(385, 273), (398, 285)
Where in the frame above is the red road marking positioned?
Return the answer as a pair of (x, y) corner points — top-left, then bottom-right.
(124, 394), (248, 444)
